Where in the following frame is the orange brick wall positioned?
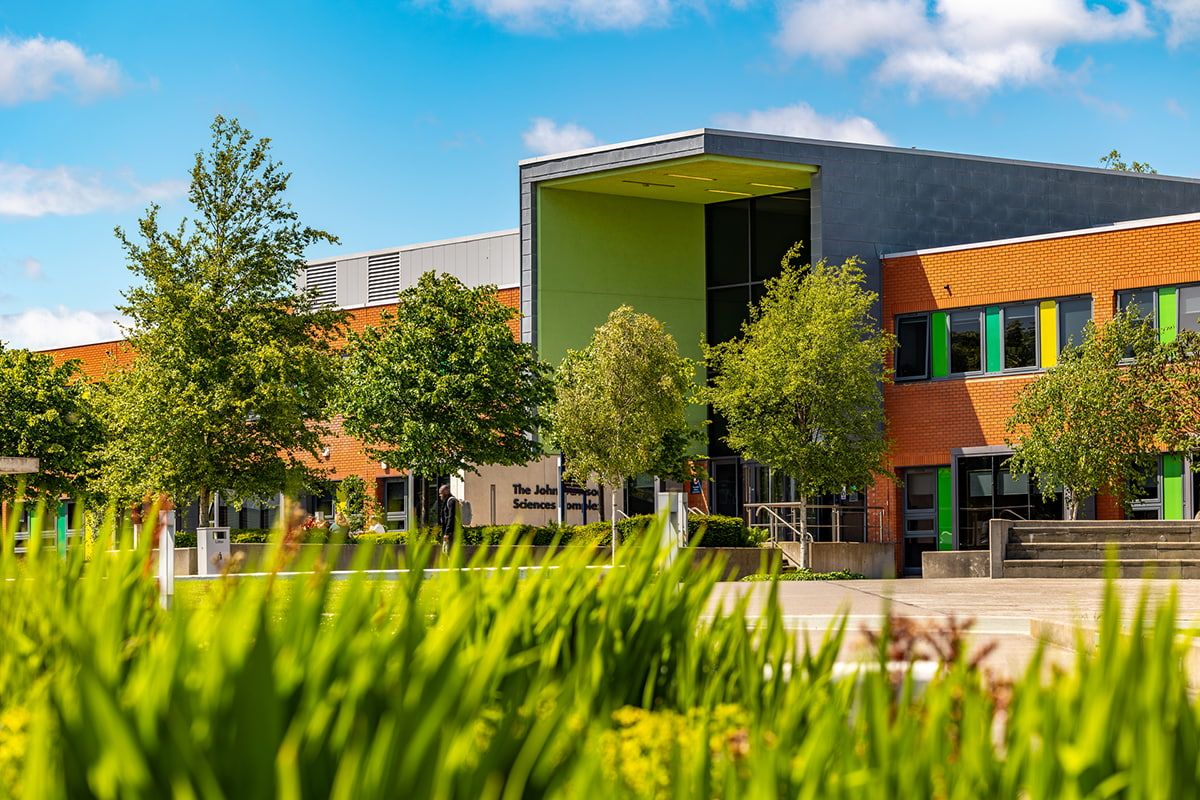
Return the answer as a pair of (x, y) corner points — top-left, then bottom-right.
(40, 287), (523, 485)
(871, 218), (1200, 538)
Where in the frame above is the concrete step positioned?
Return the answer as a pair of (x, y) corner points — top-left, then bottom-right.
(1003, 559), (1200, 579)
(1009, 529), (1200, 545)
(1007, 541), (1200, 560)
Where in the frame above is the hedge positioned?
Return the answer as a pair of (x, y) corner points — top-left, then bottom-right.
(350, 514), (765, 548)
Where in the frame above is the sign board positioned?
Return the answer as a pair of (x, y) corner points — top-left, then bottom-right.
(689, 478), (703, 494)
(0, 457), (39, 475)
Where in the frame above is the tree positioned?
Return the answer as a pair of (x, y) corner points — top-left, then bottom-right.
(1145, 329), (1200, 467)
(337, 272), (553, 504)
(547, 306), (698, 557)
(1006, 310), (1162, 519)
(1100, 149), (1157, 174)
(95, 116), (346, 524)
(0, 346), (102, 504)
(702, 247), (893, 539)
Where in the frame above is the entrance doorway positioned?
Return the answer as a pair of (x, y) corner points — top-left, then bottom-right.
(902, 469), (938, 575)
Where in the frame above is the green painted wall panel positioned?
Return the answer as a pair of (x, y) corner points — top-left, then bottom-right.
(1159, 287), (1178, 344)
(985, 306), (1002, 373)
(537, 187), (706, 366)
(1164, 454), (1184, 520)
(936, 466), (953, 550)
(536, 187), (707, 438)
(930, 312), (949, 377)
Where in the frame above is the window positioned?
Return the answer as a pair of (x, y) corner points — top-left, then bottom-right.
(1129, 457), (1162, 520)
(949, 310), (982, 374)
(1057, 297), (1091, 353)
(957, 455), (1063, 549)
(896, 315), (929, 380)
(1179, 286), (1200, 335)
(1118, 289), (1156, 324)
(752, 194), (809, 281)
(1002, 305), (1037, 369)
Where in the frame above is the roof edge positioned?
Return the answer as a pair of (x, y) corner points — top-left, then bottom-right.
(306, 228), (519, 266)
(883, 211), (1200, 260)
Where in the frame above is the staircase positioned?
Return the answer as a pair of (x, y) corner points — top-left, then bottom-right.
(998, 520), (1200, 578)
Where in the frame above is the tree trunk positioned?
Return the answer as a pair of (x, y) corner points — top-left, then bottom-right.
(198, 487), (212, 528)
(1065, 490), (1080, 521)
(610, 482), (618, 566)
(798, 495), (809, 570)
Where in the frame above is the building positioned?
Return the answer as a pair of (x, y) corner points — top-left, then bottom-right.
(879, 211), (1200, 574)
(36, 129), (1200, 555)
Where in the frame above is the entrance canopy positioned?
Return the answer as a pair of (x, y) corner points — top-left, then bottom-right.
(541, 154), (817, 204)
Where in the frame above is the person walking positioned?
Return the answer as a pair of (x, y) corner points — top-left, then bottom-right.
(437, 484), (460, 555)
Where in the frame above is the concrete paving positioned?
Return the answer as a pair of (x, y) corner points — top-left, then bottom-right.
(709, 578), (1200, 679)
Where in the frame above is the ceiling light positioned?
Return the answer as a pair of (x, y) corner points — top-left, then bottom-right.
(749, 182), (797, 191)
(622, 179), (674, 188)
(667, 173), (715, 181)
(708, 189), (752, 197)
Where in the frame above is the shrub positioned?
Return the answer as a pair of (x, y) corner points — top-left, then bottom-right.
(687, 514), (757, 547)
(741, 568), (867, 581)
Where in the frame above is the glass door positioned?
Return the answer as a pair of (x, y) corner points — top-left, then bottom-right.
(383, 478), (407, 531)
(903, 469), (937, 575)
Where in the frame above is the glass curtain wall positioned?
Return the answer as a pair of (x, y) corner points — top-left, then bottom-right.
(956, 455), (1063, 549)
(705, 192), (811, 518)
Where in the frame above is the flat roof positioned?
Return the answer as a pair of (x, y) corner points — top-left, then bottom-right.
(305, 228), (519, 266)
(883, 211), (1200, 260)
(519, 128), (1200, 185)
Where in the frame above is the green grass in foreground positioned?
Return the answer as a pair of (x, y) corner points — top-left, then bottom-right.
(2, 503), (1200, 798)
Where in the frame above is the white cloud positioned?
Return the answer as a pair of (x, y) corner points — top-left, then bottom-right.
(0, 35), (122, 105)
(0, 163), (186, 218)
(522, 117), (599, 155)
(776, 0), (1150, 99)
(1156, 0), (1200, 47)
(0, 306), (127, 351)
(450, 0), (678, 30)
(714, 102), (892, 145)
(20, 258), (43, 280)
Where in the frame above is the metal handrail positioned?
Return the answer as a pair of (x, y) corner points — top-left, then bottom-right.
(742, 503), (891, 544)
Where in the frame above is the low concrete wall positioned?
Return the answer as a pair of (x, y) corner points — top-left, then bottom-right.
(808, 542), (896, 579)
(922, 550), (990, 578)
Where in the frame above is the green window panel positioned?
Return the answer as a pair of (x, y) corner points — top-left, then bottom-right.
(56, 502), (69, 556)
(1158, 287), (1178, 344)
(985, 306), (1002, 373)
(936, 466), (953, 550)
(1163, 454), (1184, 520)
(930, 312), (949, 377)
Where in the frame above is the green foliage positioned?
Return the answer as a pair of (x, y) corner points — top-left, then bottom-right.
(742, 569), (867, 582)
(1100, 149), (1157, 174)
(335, 475), (368, 531)
(95, 116), (346, 521)
(687, 514), (760, 547)
(1006, 310), (1163, 517)
(337, 272), (553, 478)
(6, 502), (1200, 797)
(0, 346), (102, 503)
(703, 247), (893, 502)
(1144, 329), (1200, 462)
(548, 306), (701, 549)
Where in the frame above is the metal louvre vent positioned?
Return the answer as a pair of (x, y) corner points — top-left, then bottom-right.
(305, 262), (337, 307)
(367, 252), (401, 304)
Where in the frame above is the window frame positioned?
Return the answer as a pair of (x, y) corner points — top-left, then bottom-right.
(999, 303), (1039, 373)
(1056, 295), (1093, 355)
(1117, 287), (1158, 327)
(947, 308), (985, 376)
(1176, 283), (1200, 336)
(894, 313), (930, 382)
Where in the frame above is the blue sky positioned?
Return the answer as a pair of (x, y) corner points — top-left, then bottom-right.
(1, 0), (1198, 348)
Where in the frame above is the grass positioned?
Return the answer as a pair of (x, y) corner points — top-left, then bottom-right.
(4, 498), (1200, 797)
(741, 568), (868, 581)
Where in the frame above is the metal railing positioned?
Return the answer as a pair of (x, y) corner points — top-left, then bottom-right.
(742, 502), (891, 545)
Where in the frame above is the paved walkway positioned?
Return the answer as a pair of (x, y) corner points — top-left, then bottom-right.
(710, 578), (1200, 678)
